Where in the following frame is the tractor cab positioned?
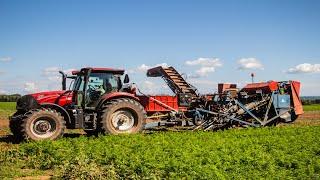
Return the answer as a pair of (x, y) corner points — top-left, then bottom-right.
(61, 67), (131, 108)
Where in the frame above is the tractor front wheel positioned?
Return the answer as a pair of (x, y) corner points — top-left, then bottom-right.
(100, 98), (146, 134)
(19, 108), (65, 141)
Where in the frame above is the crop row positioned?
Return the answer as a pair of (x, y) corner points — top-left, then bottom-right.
(0, 126), (320, 179)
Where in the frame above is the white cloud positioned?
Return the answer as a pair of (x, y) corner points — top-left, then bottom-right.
(42, 67), (77, 82)
(187, 74), (201, 79)
(185, 57), (222, 77)
(286, 63), (320, 74)
(144, 80), (154, 88)
(186, 57), (222, 67)
(47, 76), (61, 81)
(128, 63), (168, 73)
(24, 82), (37, 93)
(43, 67), (60, 76)
(188, 79), (217, 93)
(188, 79), (216, 86)
(237, 58), (264, 70)
(134, 79), (173, 95)
(0, 56), (13, 62)
(17, 67), (77, 94)
(0, 71), (5, 75)
(196, 67), (216, 76)
(0, 89), (7, 95)
(136, 64), (150, 72)
(140, 80), (157, 94)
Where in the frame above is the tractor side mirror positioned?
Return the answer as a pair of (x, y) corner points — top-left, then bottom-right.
(124, 74), (130, 84)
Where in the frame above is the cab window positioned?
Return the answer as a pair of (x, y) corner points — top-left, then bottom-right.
(85, 73), (122, 106)
(88, 73), (120, 93)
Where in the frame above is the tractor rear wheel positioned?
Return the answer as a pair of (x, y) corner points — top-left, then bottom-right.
(19, 108), (65, 141)
(100, 98), (146, 134)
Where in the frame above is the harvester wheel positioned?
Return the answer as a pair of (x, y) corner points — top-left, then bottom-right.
(20, 108), (65, 141)
(100, 98), (146, 134)
(290, 111), (299, 122)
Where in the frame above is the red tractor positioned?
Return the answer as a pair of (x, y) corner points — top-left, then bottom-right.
(10, 67), (147, 140)
(10, 66), (304, 141)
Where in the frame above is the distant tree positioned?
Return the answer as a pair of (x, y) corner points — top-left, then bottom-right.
(301, 98), (320, 105)
(0, 94), (21, 102)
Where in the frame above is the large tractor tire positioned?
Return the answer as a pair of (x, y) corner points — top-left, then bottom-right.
(12, 108), (66, 141)
(9, 112), (25, 140)
(100, 98), (146, 134)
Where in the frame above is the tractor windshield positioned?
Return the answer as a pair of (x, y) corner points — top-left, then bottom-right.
(73, 72), (122, 106)
(88, 73), (121, 92)
(73, 72), (122, 92)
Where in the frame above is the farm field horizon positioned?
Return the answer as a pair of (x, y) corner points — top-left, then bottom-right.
(0, 102), (320, 179)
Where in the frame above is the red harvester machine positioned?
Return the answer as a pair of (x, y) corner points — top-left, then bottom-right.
(10, 66), (303, 141)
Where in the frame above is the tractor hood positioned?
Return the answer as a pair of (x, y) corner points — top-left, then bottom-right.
(17, 91), (74, 111)
(30, 91), (68, 103)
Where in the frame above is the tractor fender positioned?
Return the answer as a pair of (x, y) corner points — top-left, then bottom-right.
(97, 92), (140, 109)
(40, 103), (71, 126)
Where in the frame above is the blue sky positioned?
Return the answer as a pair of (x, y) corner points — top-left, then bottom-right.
(0, 0), (319, 95)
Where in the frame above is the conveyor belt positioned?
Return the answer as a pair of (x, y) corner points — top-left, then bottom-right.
(147, 66), (198, 96)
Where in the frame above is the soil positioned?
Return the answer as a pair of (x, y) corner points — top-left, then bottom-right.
(0, 118), (9, 127)
(298, 111), (320, 120)
(16, 176), (52, 180)
(0, 118), (9, 136)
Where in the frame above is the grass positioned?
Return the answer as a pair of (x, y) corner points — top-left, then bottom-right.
(1, 126), (320, 179)
(0, 102), (16, 119)
(303, 104), (320, 111)
(0, 102), (16, 111)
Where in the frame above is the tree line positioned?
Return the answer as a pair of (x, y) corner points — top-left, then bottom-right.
(301, 99), (320, 105)
(0, 94), (21, 102)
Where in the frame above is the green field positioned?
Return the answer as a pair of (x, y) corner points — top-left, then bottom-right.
(0, 102), (15, 119)
(303, 104), (320, 111)
(0, 102), (16, 111)
(0, 102), (320, 179)
(0, 126), (319, 179)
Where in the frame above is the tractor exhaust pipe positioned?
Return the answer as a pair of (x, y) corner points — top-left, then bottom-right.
(59, 71), (67, 90)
